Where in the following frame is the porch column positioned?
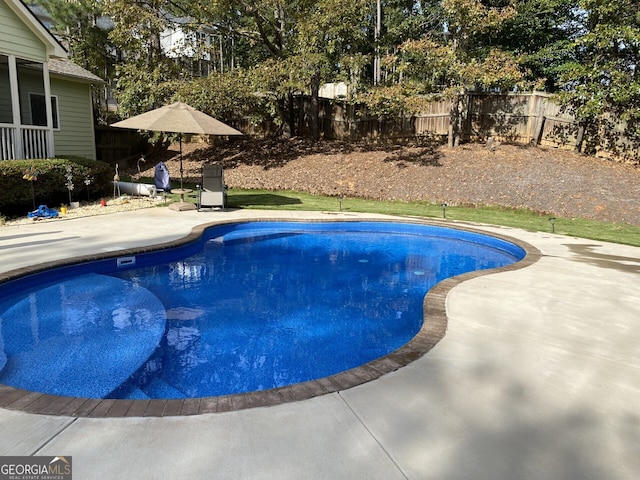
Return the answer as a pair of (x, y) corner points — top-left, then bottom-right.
(42, 61), (55, 157)
(7, 54), (23, 159)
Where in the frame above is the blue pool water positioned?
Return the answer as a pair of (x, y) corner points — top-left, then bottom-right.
(0, 221), (525, 399)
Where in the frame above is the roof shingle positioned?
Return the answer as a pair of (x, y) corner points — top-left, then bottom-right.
(48, 58), (104, 83)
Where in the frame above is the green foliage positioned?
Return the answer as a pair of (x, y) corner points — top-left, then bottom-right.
(173, 70), (262, 123)
(104, 0), (373, 135)
(397, 37), (456, 91)
(379, 0), (443, 48)
(489, 0), (582, 91)
(104, 0), (194, 118)
(396, 0), (526, 93)
(0, 158), (112, 217)
(36, 0), (640, 157)
(442, 0), (517, 45)
(360, 0), (532, 124)
(251, 57), (311, 99)
(460, 49), (527, 92)
(114, 63), (180, 117)
(555, 0), (640, 156)
(294, 0), (370, 57)
(38, 0), (113, 78)
(104, 0), (174, 60)
(354, 83), (431, 119)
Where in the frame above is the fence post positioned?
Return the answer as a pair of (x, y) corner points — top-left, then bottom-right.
(530, 93), (546, 145)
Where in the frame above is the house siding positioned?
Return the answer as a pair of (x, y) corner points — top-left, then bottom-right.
(52, 78), (96, 159)
(1, 0), (99, 161)
(0, 0), (46, 62)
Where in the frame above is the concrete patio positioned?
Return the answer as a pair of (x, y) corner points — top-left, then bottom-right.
(0, 207), (639, 479)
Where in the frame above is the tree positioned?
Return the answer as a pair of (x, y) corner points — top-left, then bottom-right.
(43, 0), (640, 156)
(36, 0), (115, 119)
(103, 0), (198, 116)
(37, 0), (112, 74)
(173, 69), (263, 124)
(112, 63), (178, 117)
(359, 0), (528, 147)
(185, 0), (372, 139)
(489, 0), (583, 92)
(294, 0), (371, 139)
(556, 0), (640, 156)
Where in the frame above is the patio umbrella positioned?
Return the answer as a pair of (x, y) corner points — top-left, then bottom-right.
(111, 102), (242, 192)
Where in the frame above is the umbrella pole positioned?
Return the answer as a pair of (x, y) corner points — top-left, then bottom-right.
(168, 132), (196, 211)
(179, 133), (184, 190)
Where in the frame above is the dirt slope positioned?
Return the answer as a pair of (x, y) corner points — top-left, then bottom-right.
(140, 138), (640, 226)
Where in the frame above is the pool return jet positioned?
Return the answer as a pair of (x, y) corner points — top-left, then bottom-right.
(111, 102), (242, 211)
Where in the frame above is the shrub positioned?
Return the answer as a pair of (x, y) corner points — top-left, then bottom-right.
(0, 157), (112, 218)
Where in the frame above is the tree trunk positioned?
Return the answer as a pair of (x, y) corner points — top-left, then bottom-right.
(448, 95), (460, 148)
(453, 103), (462, 147)
(277, 97), (292, 139)
(574, 123), (585, 153)
(287, 92), (296, 137)
(310, 71), (321, 141)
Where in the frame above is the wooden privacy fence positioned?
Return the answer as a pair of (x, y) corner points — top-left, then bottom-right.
(319, 92), (567, 144)
(93, 92), (637, 163)
(317, 92), (638, 160)
(94, 126), (150, 165)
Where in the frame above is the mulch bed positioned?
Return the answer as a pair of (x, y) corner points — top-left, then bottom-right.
(131, 137), (640, 226)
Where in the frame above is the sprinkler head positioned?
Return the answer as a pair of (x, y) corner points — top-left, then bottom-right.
(549, 217), (556, 233)
(441, 202), (448, 218)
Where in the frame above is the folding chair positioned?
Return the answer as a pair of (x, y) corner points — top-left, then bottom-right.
(198, 163), (225, 210)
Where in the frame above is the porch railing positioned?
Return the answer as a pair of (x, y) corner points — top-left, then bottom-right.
(0, 125), (16, 160)
(0, 125), (52, 160)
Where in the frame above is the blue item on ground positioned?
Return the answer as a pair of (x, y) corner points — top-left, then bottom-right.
(154, 162), (171, 191)
(27, 205), (59, 219)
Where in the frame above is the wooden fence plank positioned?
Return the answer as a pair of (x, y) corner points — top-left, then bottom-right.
(314, 92), (638, 160)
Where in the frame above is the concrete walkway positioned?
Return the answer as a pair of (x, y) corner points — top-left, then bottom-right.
(1, 208), (639, 479)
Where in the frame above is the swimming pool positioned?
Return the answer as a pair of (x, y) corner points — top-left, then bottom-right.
(0, 221), (525, 401)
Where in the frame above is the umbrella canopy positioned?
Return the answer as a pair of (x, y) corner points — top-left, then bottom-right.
(111, 102), (242, 136)
(111, 102), (242, 198)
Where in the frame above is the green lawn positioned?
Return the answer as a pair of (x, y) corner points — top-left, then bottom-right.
(220, 189), (640, 247)
(158, 184), (639, 247)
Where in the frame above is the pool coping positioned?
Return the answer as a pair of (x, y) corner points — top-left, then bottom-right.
(0, 217), (542, 417)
